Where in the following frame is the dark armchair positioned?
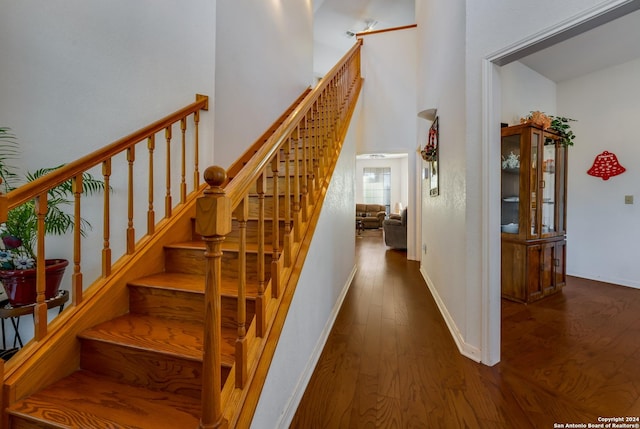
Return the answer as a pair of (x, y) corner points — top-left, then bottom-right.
(383, 208), (407, 249)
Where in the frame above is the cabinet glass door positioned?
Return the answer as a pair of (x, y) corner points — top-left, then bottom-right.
(529, 132), (539, 237)
(556, 144), (566, 234)
(541, 138), (557, 235)
(501, 134), (521, 234)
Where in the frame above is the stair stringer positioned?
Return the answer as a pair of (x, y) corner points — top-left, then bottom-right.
(1, 187), (204, 420)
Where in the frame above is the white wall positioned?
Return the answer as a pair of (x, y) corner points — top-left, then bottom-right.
(416, 0), (479, 360)
(0, 0), (216, 171)
(559, 58), (640, 288)
(355, 156), (409, 211)
(252, 98), (359, 429)
(214, 0), (313, 169)
(357, 28), (419, 259)
(500, 62), (557, 125)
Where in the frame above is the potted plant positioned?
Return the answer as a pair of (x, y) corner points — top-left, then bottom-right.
(520, 111), (577, 147)
(0, 127), (105, 306)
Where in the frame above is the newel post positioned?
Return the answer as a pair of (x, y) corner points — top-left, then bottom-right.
(196, 166), (231, 429)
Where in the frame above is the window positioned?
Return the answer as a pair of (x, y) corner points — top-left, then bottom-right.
(362, 167), (390, 214)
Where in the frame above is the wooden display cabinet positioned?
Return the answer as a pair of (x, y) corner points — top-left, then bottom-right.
(500, 123), (567, 303)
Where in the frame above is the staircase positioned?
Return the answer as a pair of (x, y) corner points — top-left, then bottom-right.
(1, 41), (363, 428)
(5, 214), (255, 428)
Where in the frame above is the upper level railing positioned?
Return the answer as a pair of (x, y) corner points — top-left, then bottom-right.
(0, 95), (209, 343)
(195, 40), (362, 428)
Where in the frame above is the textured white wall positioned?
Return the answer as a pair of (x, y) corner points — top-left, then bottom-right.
(0, 0), (216, 170)
(214, 0), (313, 169)
(559, 58), (640, 288)
(416, 0), (475, 359)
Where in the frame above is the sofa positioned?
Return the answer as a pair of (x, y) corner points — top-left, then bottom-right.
(355, 203), (387, 229)
(383, 207), (407, 249)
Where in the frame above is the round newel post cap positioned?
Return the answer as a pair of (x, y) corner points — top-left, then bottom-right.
(204, 166), (227, 187)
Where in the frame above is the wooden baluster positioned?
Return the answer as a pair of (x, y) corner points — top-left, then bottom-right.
(338, 67), (344, 126)
(72, 174), (83, 305)
(316, 97), (325, 180)
(196, 166), (231, 429)
(102, 159), (112, 277)
(180, 117), (187, 203)
(33, 193), (48, 341)
(194, 110), (201, 189)
(292, 129), (302, 242)
(336, 70), (346, 135)
(126, 146), (135, 255)
(271, 153), (280, 298)
(234, 196), (248, 387)
(312, 107), (319, 202)
(193, 94), (208, 190)
(336, 73), (343, 146)
(147, 135), (156, 235)
(320, 94), (328, 179)
(329, 79), (337, 145)
(165, 126), (172, 218)
(323, 90), (331, 175)
(283, 138), (292, 267)
(300, 115), (309, 222)
(255, 172), (266, 337)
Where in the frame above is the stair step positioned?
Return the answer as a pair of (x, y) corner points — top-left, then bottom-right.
(78, 314), (235, 398)
(164, 241), (276, 280)
(128, 272), (257, 328)
(129, 272), (259, 298)
(7, 370), (200, 429)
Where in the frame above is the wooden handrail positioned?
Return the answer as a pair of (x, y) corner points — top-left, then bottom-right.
(355, 23), (417, 37)
(0, 95), (208, 214)
(0, 94), (209, 342)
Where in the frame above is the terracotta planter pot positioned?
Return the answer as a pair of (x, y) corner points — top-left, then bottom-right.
(0, 259), (69, 306)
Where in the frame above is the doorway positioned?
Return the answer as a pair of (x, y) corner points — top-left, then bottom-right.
(482, 0), (640, 366)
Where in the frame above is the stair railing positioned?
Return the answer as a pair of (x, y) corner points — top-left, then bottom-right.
(196, 40), (362, 428)
(0, 95), (209, 344)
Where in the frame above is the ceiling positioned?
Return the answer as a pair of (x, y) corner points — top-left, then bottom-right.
(314, 1), (640, 83)
(519, 7), (640, 82)
(314, 0), (415, 55)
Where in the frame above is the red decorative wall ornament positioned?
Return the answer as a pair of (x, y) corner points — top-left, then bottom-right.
(587, 151), (626, 180)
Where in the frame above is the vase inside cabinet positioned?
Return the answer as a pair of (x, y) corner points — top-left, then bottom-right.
(501, 123), (567, 303)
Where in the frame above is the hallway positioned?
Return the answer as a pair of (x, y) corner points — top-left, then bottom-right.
(291, 230), (640, 428)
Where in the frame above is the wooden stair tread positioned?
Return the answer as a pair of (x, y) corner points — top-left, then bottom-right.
(128, 272), (259, 297)
(7, 370), (200, 429)
(78, 314), (235, 366)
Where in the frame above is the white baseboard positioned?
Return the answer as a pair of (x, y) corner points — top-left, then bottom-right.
(276, 265), (358, 428)
(567, 271), (640, 290)
(419, 267), (481, 363)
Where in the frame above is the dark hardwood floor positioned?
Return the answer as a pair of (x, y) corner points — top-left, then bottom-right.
(290, 229), (640, 428)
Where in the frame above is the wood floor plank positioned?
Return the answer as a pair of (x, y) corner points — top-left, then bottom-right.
(291, 230), (640, 428)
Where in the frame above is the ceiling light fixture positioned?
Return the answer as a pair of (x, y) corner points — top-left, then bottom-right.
(346, 19), (378, 38)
